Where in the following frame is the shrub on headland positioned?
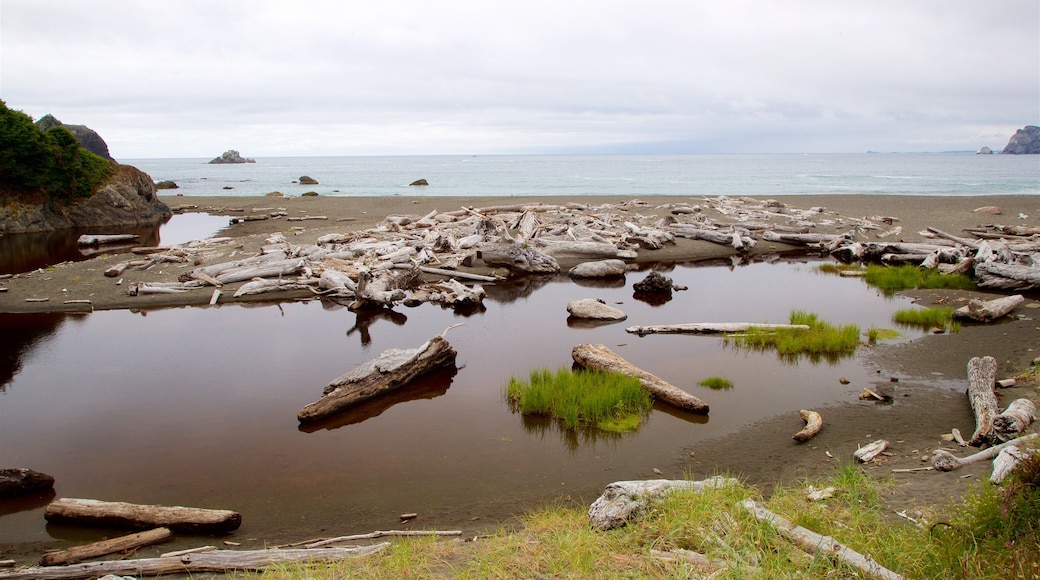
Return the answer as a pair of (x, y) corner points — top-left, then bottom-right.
(0, 100), (114, 202)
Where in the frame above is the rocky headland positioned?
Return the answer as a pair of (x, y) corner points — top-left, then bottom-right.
(1001, 125), (1040, 154)
(34, 114), (114, 161)
(0, 163), (172, 234)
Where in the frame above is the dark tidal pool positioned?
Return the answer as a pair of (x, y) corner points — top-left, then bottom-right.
(0, 256), (924, 547)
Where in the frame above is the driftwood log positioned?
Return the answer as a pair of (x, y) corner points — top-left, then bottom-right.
(931, 432), (1038, 472)
(571, 343), (709, 414)
(40, 527), (172, 566)
(792, 410), (823, 442)
(952, 294), (1025, 322)
(77, 234), (140, 247)
(739, 499), (906, 580)
(990, 446), (1036, 484)
(0, 468), (54, 498)
(854, 440), (888, 463)
(43, 498), (242, 533)
(588, 477), (737, 530)
(965, 356), (999, 447)
(0, 544), (388, 580)
(975, 262), (1040, 291)
(298, 330), (459, 423)
(993, 398), (1037, 442)
(626, 322), (809, 336)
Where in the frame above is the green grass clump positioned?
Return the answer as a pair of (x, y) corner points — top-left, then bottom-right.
(724, 310), (861, 363)
(867, 327), (902, 343)
(698, 376), (734, 390)
(506, 367), (651, 432)
(815, 262), (865, 275)
(892, 306), (960, 332)
(863, 264), (975, 296)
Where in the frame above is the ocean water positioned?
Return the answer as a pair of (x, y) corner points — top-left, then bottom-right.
(125, 153), (1040, 199)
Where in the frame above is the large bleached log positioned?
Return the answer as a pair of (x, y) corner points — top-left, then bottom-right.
(739, 499), (906, 580)
(965, 356), (999, 447)
(792, 410), (823, 442)
(477, 240), (560, 273)
(181, 251), (288, 281)
(952, 294), (1025, 322)
(0, 468), (54, 498)
(298, 332), (458, 423)
(932, 432), (1038, 472)
(43, 498), (242, 533)
(403, 278), (485, 308)
(0, 544), (388, 580)
(990, 446), (1037, 484)
(588, 477), (737, 530)
(533, 240), (637, 261)
(975, 261), (1040, 291)
(626, 322), (809, 336)
(214, 258), (306, 285)
(993, 398), (1036, 442)
(669, 225), (755, 251)
(232, 278), (314, 298)
(350, 270), (406, 310)
(761, 231), (848, 246)
(77, 234), (140, 247)
(571, 343), (709, 414)
(40, 527), (172, 566)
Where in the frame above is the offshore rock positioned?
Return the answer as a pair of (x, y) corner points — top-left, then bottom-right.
(299, 176), (319, 185)
(34, 114), (114, 160)
(209, 149), (256, 164)
(976, 146), (993, 155)
(0, 164), (172, 233)
(1001, 125), (1040, 154)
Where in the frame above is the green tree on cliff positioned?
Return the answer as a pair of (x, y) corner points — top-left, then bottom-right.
(0, 100), (113, 201)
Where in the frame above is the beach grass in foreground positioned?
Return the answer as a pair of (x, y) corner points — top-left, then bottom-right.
(246, 457), (1040, 579)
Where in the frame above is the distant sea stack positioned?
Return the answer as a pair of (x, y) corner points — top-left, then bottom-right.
(34, 114), (114, 161)
(209, 150), (256, 164)
(1001, 126), (1040, 154)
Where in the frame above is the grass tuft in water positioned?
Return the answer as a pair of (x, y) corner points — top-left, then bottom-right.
(863, 264), (975, 296)
(892, 306), (960, 332)
(867, 326), (902, 344)
(506, 367), (651, 432)
(724, 310), (860, 363)
(698, 376), (734, 390)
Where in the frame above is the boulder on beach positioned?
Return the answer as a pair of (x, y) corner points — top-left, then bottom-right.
(299, 175), (319, 185)
(209, 150), (256, 164)
(633, 271), (674, 294)
(0, 468), (55, 498)
(567, 298), (627, 321)
(568, 259), (628, 279)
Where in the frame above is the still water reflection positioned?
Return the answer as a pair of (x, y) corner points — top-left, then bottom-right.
(0, 257), (918, 546)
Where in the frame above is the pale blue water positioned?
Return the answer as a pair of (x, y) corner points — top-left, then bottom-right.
(127, 153), (1040, 198)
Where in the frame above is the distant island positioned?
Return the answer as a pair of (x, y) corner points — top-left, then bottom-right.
(209, 150), (256, 164)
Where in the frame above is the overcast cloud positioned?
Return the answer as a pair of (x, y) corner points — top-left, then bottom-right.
(2, 1), (1037, 158)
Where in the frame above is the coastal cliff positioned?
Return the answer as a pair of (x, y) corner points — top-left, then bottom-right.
(34, 114), (114, 161)
(0, 164), (172, 234)
(1001, 125), (1040, 154)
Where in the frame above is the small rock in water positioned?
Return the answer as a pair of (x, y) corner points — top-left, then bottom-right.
(400, 513), (418, 521)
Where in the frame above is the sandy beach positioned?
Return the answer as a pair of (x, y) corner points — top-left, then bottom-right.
(0, 193), (1038, 559)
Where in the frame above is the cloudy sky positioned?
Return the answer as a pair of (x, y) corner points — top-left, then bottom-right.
(2, 1), (1037, 159)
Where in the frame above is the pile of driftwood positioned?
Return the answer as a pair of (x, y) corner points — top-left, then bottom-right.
(0, 493), (463, 579)
(763, 219), (1040, 291)
(114, 196), (928, 309)
(885, 356), (1038, 484)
